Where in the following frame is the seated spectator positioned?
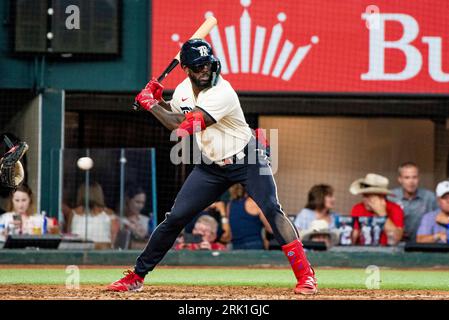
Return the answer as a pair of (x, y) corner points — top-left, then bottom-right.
(349, 173), (404, 246)
(389, 162), (438, 242)
(294, 184), (339, 240)
(0, 184), (57, 241)
(184, 200), (231, 245)
(175, 215), (227, 251)
(228, 184), (273, 250)
(301, 219), (339, 248)
(121, 185), (152, 249)
(416, 180), (449, 244)
(67, 182), (119, 250)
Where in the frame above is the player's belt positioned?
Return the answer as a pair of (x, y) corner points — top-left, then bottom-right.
(215, 151), (246, 166)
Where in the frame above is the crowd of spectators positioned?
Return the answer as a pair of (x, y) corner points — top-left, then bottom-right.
(173, 161), (449, 251)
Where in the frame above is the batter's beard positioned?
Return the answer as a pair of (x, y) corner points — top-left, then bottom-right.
(189, 73), (212, 90)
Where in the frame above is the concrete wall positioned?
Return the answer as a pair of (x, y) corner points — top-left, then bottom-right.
(0, 249), (448, 268)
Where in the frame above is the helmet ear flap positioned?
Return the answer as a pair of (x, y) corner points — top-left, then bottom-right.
(211, 59), (221, 86)
(211, 60), (218, 72)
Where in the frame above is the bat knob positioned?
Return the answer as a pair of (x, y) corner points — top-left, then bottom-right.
(132, 102), (141, 111)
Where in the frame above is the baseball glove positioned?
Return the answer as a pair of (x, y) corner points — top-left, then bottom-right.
(0, 136), (28, 188)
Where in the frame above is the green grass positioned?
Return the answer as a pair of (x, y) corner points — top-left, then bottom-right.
(1, 267), (449, 291)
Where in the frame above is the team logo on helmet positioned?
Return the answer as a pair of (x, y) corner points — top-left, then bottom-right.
(198, 46), (209, 57)
(180, 39), (215, 66)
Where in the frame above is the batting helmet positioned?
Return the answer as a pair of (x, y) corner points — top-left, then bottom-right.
(180, 38), (221, 86)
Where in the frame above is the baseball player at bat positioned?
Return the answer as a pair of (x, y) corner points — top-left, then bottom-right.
(107, 39), (317, 295)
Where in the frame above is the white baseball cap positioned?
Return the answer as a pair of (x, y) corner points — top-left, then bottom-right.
(436, 180), (449, 197)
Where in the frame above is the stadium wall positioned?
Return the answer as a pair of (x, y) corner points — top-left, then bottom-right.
(0, 249), (448, 268)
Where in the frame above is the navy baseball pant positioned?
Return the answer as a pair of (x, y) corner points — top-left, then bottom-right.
(134, 137), (299, 277)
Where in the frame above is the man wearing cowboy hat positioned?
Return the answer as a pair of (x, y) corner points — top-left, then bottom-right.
(349, 173), (404, 246)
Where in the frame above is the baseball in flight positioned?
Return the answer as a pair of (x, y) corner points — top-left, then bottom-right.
(77, 157), (94, 170)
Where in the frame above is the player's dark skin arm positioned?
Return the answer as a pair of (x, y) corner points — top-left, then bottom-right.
(156, 99), (172, 112)
(150, 105), (215, 131)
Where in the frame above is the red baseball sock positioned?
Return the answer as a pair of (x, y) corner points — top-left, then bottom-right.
(282, 239), (312, 280)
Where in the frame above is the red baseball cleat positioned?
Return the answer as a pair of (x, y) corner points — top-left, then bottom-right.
(282, 239), (318, 295)
(294, 267), (318, 295)
(107, 270), (144, 292)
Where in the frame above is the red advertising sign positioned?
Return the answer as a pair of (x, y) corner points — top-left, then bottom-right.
(151, 0), (449, 94)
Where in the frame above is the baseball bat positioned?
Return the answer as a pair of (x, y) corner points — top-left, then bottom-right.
(133, 16), (218, 110)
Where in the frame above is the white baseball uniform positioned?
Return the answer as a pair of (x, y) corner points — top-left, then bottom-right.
(170, 76), (252, 162)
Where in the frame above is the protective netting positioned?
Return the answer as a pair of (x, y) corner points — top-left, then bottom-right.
(259, 116), (438, 216)
(58, 148), (156, 249)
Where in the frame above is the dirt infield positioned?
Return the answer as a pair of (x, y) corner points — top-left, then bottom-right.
(1, 284), (449, 300)
(1, 265), (449, 300)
